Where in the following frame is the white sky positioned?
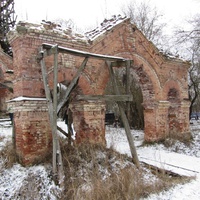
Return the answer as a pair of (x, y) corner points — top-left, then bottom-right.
(15, 0), (200, 31)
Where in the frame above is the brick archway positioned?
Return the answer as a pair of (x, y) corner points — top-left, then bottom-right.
(6, 18), (191, 165)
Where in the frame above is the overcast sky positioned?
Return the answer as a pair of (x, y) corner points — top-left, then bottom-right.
(15, 0), (200, 31)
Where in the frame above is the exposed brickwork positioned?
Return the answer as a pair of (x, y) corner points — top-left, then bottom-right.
(87, 18), (190, 142)
(0, 17), (191, 165)
(70, 101), (106, 144)
(7, 98), (51, 165)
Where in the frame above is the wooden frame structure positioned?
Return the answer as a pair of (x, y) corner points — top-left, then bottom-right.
(38, 43), (140, 184)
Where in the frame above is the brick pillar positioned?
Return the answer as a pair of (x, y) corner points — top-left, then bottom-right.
(7, 24), (53, 166)
(179, 100), (191, 134)
(7, 98), (52, 166)
(156, 101), (170, 139)
(143, 101), (170, 142)
(70, 101), (106, 144)
(143, 108), (157, 142)
(169, 100), (191, 140)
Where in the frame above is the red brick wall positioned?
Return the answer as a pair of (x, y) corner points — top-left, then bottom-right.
(6, 19), (191, 165)
(88, 19), (190, 142)
(8, 99), (52, 165)
(70, 101), (106, 144)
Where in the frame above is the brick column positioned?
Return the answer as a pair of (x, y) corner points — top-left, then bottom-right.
(169, 100), (191, 140)
(156, 101), (170, 140)
(143, 101), (170, 142)
(143, 108), (157, 142)
(7, 97), (52, 166)
(179, 100), (191, 134)
(7, 23), (53, 166)
(70, 101), (106, 144)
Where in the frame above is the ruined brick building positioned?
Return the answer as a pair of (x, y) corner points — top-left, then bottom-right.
(0, 15), (191, 165)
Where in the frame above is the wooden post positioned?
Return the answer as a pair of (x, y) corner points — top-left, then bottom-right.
(52, 45), (59, 180)
(52, 45), (64, 186)
(40, 46), (64, 186)
(126, 60), (131, 125)
(76, 95), (133, 101)
(40, 49), (55, 173)
(106, 61), (140, 168)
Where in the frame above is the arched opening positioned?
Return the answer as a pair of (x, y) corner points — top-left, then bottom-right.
(105, 67), (144, 129)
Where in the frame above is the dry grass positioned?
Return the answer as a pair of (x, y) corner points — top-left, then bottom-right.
(163, 131), (193, 147)
(0, 138), (191, 199)
(0, 140), (17, 172)
(59, 141), (191, 200)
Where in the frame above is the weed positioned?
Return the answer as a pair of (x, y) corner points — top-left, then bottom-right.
(0, 141), (17, 171)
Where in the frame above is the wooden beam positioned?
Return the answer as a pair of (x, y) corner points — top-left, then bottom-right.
(111, 60), (134, 68)
(57, 57), (88, 114)
(53, 46), (64, 187)
(76, 95), (133, 102)
(41, 43), (127, 62)
(53, 45), (59, 179)
(40, 49), (56, 174)
(57, 125), (75, 141)
(126, 60), (131, 124)
(106, 61), (140, 168)
(57, 125), (68, 137)
(40, 47), (64, 187)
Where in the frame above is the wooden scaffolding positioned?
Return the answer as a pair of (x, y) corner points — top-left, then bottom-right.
(38, 43), (140, 185)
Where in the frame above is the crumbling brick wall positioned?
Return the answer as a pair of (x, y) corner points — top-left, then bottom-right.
(5, 16), (190, 165)
(86, 17), (190, 141)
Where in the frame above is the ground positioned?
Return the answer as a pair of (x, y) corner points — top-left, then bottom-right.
(0, 118), (200, 199)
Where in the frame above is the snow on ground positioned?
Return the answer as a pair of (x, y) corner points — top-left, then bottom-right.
(0, 119), (12, 151)
(106, 121), (200, 200)
(0, 119), (200, 199)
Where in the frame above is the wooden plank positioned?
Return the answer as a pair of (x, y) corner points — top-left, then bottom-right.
(52, 45), (64, 187)
(106, 61), (140, 168)
(52, 45), (59, 179)
(126, 60), (131, 124)
(111, 60), (134, 68)
(40, 50), (56, 174)
(110, 61), (127, 68)
(57, 125), (68, 137)
(40, 47), (64, 186)
(76, 95), (133, 102)
(42, 43), (126, 62)
(57, 57), (88, 114)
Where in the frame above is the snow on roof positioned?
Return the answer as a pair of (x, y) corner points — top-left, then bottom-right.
(7, 96), (46, 102)
(42, 43), (126, 61)
(15, 15), (128, 45)
(16, 20), (87, 43)
(85, 15), (128, 41)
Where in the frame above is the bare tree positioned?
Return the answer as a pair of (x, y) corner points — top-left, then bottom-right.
(188, 46), (200, 116)
(109, 1), (166, 128)
(122, 0), (166, 47)
(0, 0), (16, 56)
(174, 14), (200, 117)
